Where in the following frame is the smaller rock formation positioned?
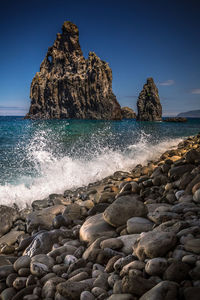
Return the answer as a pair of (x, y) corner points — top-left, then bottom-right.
(121, 107), (136, 119)
(137, 78), (162, 121)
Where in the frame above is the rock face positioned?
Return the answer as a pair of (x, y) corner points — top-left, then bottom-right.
(121, 107), (136, 119)
(137, 78), (162, 121)
(26, 21), (122, 120)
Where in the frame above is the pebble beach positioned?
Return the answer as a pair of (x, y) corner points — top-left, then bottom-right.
(0, 133), (200, 300)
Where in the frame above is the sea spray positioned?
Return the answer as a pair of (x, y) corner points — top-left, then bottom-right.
(0, 129), (182, 207)
(1, 117), (200, 208)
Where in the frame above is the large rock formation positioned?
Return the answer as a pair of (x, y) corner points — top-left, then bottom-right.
(137, 78), (162, 121)
(26, 21), (122, 120)
(121, 107), (136, 119)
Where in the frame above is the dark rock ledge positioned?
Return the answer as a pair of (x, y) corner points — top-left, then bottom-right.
(0, 133), (200, 299)
(164, 117), (187, 123)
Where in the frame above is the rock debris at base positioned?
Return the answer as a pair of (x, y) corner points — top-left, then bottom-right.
(0, 133), (200, 299)
(121, 107), (136, 119)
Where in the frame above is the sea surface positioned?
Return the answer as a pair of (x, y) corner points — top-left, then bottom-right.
(0, 116), (200, 208)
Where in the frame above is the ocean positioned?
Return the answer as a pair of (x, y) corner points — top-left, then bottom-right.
(0, 116), (199, 208)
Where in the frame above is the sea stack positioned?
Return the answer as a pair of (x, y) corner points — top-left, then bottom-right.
(137, 77), (162, 121)
(26, 21), (122, 120)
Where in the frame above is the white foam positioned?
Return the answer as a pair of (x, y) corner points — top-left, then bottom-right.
(0, 134), (182, 208)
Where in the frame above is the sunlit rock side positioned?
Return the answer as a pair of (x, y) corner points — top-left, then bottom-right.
(26, 21), (122, 120)
(137, 78), (162, 121)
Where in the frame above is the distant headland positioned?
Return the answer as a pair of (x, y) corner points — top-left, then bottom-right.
(177, 110), (200, 118)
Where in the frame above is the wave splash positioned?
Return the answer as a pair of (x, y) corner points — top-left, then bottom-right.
(0, 130), (182, 208)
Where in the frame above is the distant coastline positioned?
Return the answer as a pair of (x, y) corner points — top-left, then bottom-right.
(177, 109), (200, 118)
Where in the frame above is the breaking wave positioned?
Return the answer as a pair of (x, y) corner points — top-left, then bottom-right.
(0, 124), (182, 208)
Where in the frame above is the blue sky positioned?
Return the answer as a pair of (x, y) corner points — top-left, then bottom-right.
(0, 0), (199, 116)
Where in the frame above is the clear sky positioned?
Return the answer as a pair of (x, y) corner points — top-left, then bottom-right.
(0, 0), (200, 116)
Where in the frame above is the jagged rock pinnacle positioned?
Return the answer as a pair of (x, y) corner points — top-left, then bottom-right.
(26, 21), (122, 120)
(137, 77), (162, 121)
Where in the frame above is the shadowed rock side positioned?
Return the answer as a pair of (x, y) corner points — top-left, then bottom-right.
(137, 78), (162, 121)
(26, 21), (122, 120)
(121, 107), (136, 119)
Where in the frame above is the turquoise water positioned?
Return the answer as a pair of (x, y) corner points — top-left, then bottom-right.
(0, 116), (199, 207)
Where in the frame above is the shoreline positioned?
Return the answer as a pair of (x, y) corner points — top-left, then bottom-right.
(0, 133), (200, 299)
(0, 135), (185, 208)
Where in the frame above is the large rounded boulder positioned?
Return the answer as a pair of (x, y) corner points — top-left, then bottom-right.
(103, 195), (147, 227)
(79, 213), (116, 244)
(133, 231), (177, 261)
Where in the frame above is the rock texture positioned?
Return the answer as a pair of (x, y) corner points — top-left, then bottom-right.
(0, 206), (19, 238)
(103, 195), (147, 227)
(121, 107), (136, 119)
(137, 78), (162, 121)
(26, 21), (122, 120)
(79, 213), (117, 244)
